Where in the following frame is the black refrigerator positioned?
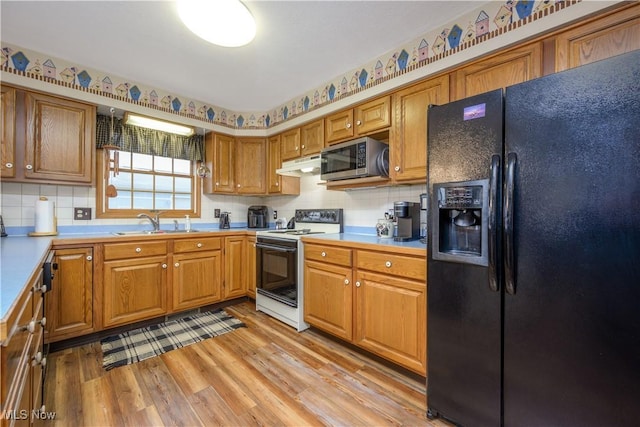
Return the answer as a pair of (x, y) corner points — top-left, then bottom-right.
(426, 50), (640, 427)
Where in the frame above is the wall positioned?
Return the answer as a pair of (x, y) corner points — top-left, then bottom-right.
(0, 177), (424, 235)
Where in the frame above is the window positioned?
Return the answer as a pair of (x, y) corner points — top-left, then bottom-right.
(97, 149), (200, 218)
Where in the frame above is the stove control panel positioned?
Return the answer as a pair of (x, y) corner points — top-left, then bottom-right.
(295, 209), (343, 224)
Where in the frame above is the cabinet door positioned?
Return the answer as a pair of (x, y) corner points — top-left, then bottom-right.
(172, 250), (222, 311)
(391, 75), (449, 182)
(555, 4), (640, 71)
(355, 271), (426, 375)
(24, 91), (95, 184)
(300, 119), (324, 156)
(325, 109), (354, 145)
(103, 256), (168, 327)
(1, 85), (16, 178)
(211, 133), (236, 193)
(267, 135), (283, 193)
(453, 42), (542, 100)
(246, 236), (257, 299)
(281, 128), (301, 161)
(224, 236), (246, 299)
(236, 137), (266, 194)
(304, 260), (353, 340)
(46, 247), (94, 342)
(355, 95), (391, 136)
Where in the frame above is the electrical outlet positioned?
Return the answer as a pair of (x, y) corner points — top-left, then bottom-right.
(214, 209), (220, 218)
(273, 210), (278, 219)
(74, 207), (91, 220)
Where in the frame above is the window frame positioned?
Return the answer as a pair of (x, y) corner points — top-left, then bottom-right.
(96, 148), (201, 219)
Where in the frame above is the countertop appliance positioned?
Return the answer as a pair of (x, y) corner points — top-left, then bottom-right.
(393, 201), (420, 241)
(255, 208), (343, 331)
(219, 212), (230, 229)
(320, 137), (388, 181)
(426, 50), (640, 426)
(247, 205), (268, 229)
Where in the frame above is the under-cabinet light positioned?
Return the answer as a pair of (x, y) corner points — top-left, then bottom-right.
(124, 113), (194, 136)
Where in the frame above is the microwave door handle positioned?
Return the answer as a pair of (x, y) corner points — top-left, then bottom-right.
(255, 242), (297, 252)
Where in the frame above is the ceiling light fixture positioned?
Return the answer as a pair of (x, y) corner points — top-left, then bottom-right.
(177, 0), (256, 48)
(124, 113), (195, 136)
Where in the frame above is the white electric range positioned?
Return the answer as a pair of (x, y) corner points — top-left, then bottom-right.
(255, 209), (343, 331)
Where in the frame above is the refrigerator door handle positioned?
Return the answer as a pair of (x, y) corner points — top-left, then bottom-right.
(488, 154), (500, 292)
(504, 152), (517, 295)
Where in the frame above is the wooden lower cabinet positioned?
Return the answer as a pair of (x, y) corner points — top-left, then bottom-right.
(223, 236), (246, 299)
(46, 247), (94, 342)
(172, 236), (223, 311)
(303, 241), (426, 375)
(246, 236), (257, 299)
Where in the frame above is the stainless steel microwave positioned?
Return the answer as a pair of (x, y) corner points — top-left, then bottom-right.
(320, 137), (389, 181)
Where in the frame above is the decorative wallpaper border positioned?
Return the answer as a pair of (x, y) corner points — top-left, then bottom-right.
(1, 0), (580, 130)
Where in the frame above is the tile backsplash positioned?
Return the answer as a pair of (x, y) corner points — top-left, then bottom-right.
(1, 175), (425, 235)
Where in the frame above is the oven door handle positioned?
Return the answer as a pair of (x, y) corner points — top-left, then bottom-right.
(255, 242), (298, 252)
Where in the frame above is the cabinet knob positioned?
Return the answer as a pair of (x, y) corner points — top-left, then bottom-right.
(40, 317), (47, 327)
(196, 243), (203, 248)
(40, 285), (48, 293)
(356, 281), (361, 287)
(237, 184), (241, 188)
(346, 123), (352, 129)
(32, 351), (43, 365)
(40, 357), (47, 368)
(275, 182), (279, 186)
(295, 146), (299, 151)
(24, 320), (36, 334)
(162, 263), (167, 269)
(86, 255), (92, 261)
(26, 164), (33, 170)
(135, 247), (142, 253)
(394, 166), (400, 172)
(5, 162), (12, 168)
(321, 251), (326, 257)
(344, 279), (350, 285)
(385, 261), (392, 268)
(174, 262), (180, 268)
(356, 120), (362, 126)
(216, 182), (220, 186)
(301, 144), (305, 149)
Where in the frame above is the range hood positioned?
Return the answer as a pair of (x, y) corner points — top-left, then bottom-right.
(276, 154), (322, 176)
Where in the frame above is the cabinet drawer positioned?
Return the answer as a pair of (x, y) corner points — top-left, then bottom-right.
(104, 241), (167, 260)
(304, 243), (352, 267)
(174, 237), (221, 253)
(356, 250), (426, 281)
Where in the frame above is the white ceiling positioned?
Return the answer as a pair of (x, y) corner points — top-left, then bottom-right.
(1, 1), (483, 113)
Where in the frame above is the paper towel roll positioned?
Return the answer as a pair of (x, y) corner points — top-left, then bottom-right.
(35, 197), (55, 233)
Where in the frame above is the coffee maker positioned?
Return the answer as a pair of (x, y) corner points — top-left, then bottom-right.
(247, 205), (268, 228)
(393, 201), (421, 241)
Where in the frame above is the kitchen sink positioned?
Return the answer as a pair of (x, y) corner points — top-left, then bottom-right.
(112, 229), (200, 236)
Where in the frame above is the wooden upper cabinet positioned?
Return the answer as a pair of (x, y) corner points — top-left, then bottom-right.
(24, 91), (95, 184)
(300, 119), (324, 156)
(325, 95), (391, 145)
(1, 85), (16, 178)
(235, 137), (266, 194)
(281, 127), (301, 161)
(453, 42), (542, 100)
(391, 75), (449, 183)
(205, 132), (235, 194)
(267, 134), (300, 195)
(555, 4), (640, 71)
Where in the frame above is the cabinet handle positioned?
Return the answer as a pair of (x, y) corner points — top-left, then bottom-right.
(237, 184), (241, 188)
(5, 162), (12, 168)
(40, 317), (47, 327)
(23, 320), (36, 334)
(385, 261), (392, 268)
(356, 120), (362, 126)
(344, 279), (350, 285)
(275, 182), (279, 186)
(40, 357), (47, 368)
(162, 263), (167, 269)
(216, 182), (220, 186)
(295, 146), (299, 151)
(40, 285), (48, 293)
(86, 255), (92, 261)
(301, 144), (305, 149)
(346, 123), (352, 129)
(26, 164), (33, 170)
(196, 243), (203, 248)
(394, 166), (400, 172)
(135, 247), (142, 253)
(356, 281), (361, 287)
(32, 351), (43, 365)
(174, 262), (180, 268)
(321, 251), (326, 257)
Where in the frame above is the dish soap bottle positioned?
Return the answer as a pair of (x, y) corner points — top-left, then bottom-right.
(184, 215), (191, 232)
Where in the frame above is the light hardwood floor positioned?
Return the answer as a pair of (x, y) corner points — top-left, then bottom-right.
(44, 301), (450, 426)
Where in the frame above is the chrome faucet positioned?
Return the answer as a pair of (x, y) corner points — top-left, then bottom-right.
(137, 212), (162, 231)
